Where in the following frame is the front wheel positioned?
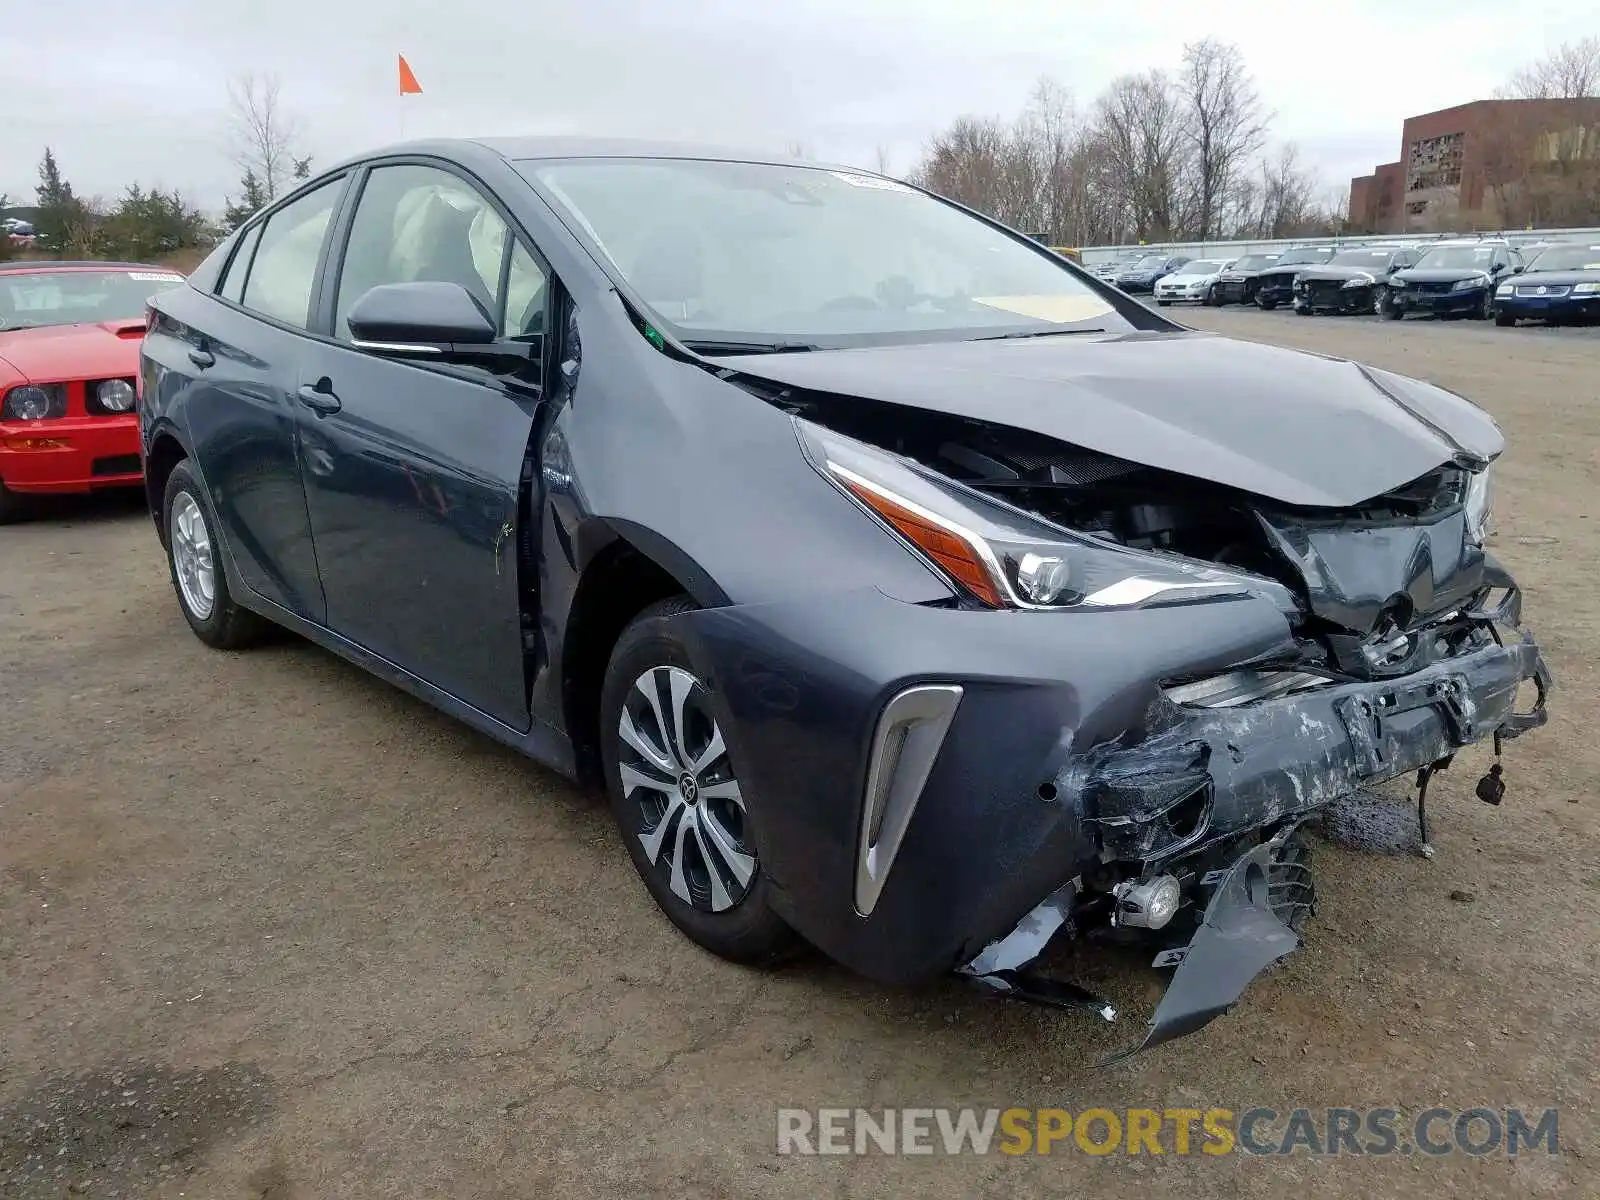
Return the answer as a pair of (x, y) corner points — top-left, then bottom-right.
(1258, 297), (1278, 311)
(162, 459), (268, 649)
(1156, 299), (1171, 307)
(0, 482), (29, 525)
(1478, 291), (1495, 320)
(1495, 310), (1515, 327)
(601, 596), (801, 966)
(1385, 303), (1404, 321)
(1371, 286), (1388, 316)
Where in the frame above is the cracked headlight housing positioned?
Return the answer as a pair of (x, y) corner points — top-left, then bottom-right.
(1464, 465), (1494, 545)
(797, 419), (1298, 613)
(1341, 274), (1374, 288)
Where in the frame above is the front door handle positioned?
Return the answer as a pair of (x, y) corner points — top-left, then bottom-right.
(297, 381), (342, 415)
(187, 347), (214, 369)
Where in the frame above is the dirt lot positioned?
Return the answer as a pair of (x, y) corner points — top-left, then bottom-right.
(3, 309), (1597, 1198)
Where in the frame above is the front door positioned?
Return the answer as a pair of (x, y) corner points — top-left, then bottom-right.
(296, 162), (550, 730)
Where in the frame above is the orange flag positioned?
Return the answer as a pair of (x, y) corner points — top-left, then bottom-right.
(398, 54), (422, 95)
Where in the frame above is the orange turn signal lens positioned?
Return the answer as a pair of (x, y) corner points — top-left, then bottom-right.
(834, 468), (1006, 607)
(4, 437), (71, 450)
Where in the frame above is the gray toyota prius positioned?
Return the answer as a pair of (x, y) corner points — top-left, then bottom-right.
(138, 138), (1551, 1058)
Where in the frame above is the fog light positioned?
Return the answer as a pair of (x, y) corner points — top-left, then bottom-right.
(1015, 552), (1074, 605)
(1112, 874), (1182, 929)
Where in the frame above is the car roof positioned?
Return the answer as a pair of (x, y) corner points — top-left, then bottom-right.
(0, 260), (170, 273)
(470, 136), (826, 165)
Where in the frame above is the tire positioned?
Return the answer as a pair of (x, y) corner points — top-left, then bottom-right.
(1371, 286), (1388, 316)
(1156, 299), (1171, 307)
(1477, 291), (1494, 320)
(0, 482), (29, 525)
(1203, 285), (1217, 306)
(1495, 310), (1515, 327)
(1385, 303), (1404, 321)
(1258, 297), (1277, 311)
(600, 595), (801, 966)
(1295, 303), (1313, 316)
(162, 459), (268, 649)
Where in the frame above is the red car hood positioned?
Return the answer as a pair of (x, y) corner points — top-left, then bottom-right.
(0, 320), (146, 385)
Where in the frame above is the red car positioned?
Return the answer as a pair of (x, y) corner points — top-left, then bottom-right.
(0, 261), (186, 520)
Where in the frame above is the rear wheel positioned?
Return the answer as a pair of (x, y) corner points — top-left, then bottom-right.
(601, 596), (800, 966)
(162, 460), (268, 649)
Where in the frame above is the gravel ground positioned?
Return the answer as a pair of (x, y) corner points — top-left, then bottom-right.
(2, 308), (1597, 1198)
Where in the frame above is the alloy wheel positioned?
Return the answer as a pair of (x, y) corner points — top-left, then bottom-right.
(617, 664), (754, 913)
(170, 492), (216, 620)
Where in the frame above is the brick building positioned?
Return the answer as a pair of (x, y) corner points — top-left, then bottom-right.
(1348, 98), (1600, 233)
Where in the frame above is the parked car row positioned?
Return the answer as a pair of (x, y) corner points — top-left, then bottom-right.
(1109, 238), (1599, 328)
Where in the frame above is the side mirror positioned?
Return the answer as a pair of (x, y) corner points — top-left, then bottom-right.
(347, 281), (523, 362)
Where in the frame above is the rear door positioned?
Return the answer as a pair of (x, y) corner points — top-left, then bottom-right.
(163, 177), (349, 621)
(294, 160), (550, 729)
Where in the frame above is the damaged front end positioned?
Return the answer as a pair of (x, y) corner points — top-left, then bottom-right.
(768, 382), (1550, 1058)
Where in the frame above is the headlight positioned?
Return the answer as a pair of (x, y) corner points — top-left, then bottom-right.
(1464, 465), (1494, 545)
(96, 379), (136, 412)
(796, 419), (1298, 613)
(1390, 278), (1408, 289)
(1496, 283), (1513, 296)
(2, 383), (67, 421)
(1451, 276), (1486, 292)
(1574, 282), (1600, 295)
(1341, 274), (1374, 288)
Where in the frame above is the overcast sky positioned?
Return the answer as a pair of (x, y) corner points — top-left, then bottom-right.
(3, 0), (1596, 213)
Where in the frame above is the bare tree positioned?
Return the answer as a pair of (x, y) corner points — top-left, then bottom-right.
(227, 73), (311, 202)
(1503, 36), (1600, 99)
(1245, 143), (1322, 238)
(1092, 70), (1191, 242)
(783, 140), (814, 161)
(872, 144), (893, 175)
(1177, 39), (1269, 239)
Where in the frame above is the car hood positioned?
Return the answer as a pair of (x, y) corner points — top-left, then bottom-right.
(1395, 268), (1493, 285)
(0, 320), (145, 384)
(1255, 262), (1327, 279)
(710, 331), (1502, 508)
(1296, 265), (1389, 283)
(1508, 269), (1600, 287)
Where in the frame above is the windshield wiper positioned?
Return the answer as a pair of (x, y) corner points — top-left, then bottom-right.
(975, 327), (1107, 341)
(681, 338), (819, 355)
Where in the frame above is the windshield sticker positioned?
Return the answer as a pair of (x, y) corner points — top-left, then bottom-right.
(128, 272), (184, 282)
(972, 295), (1115, 322)
(829, 172), (916, 194)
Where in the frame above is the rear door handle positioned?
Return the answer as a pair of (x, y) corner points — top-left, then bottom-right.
(297, 382), (342, 415)
(187, 347), (214, 369)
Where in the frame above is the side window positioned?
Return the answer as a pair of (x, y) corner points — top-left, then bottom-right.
(240, 179), (343, 329)
(502, 240), (548, 338)
(217, 223), (263, 304)
(334, 163), (520, 341)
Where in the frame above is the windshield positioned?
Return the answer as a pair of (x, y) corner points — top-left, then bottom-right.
(1331, 249), (1395, 269)
(0, 268), (183, 331)
(1232, 255), (1279, 270)
(524, 158), (1123, 347)
(1275, 247), (1334, 266)
(1130, 255), (1169, 269)
(1174, 260), (1228, 275)
(1415, 246), (1497, 270)
(1528, 244), (1600, 272)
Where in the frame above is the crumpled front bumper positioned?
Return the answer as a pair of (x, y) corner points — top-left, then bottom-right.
(671, 585), (1552, 993)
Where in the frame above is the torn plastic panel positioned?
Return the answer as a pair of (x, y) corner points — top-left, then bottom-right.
(957, 627), (1549, 1058)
